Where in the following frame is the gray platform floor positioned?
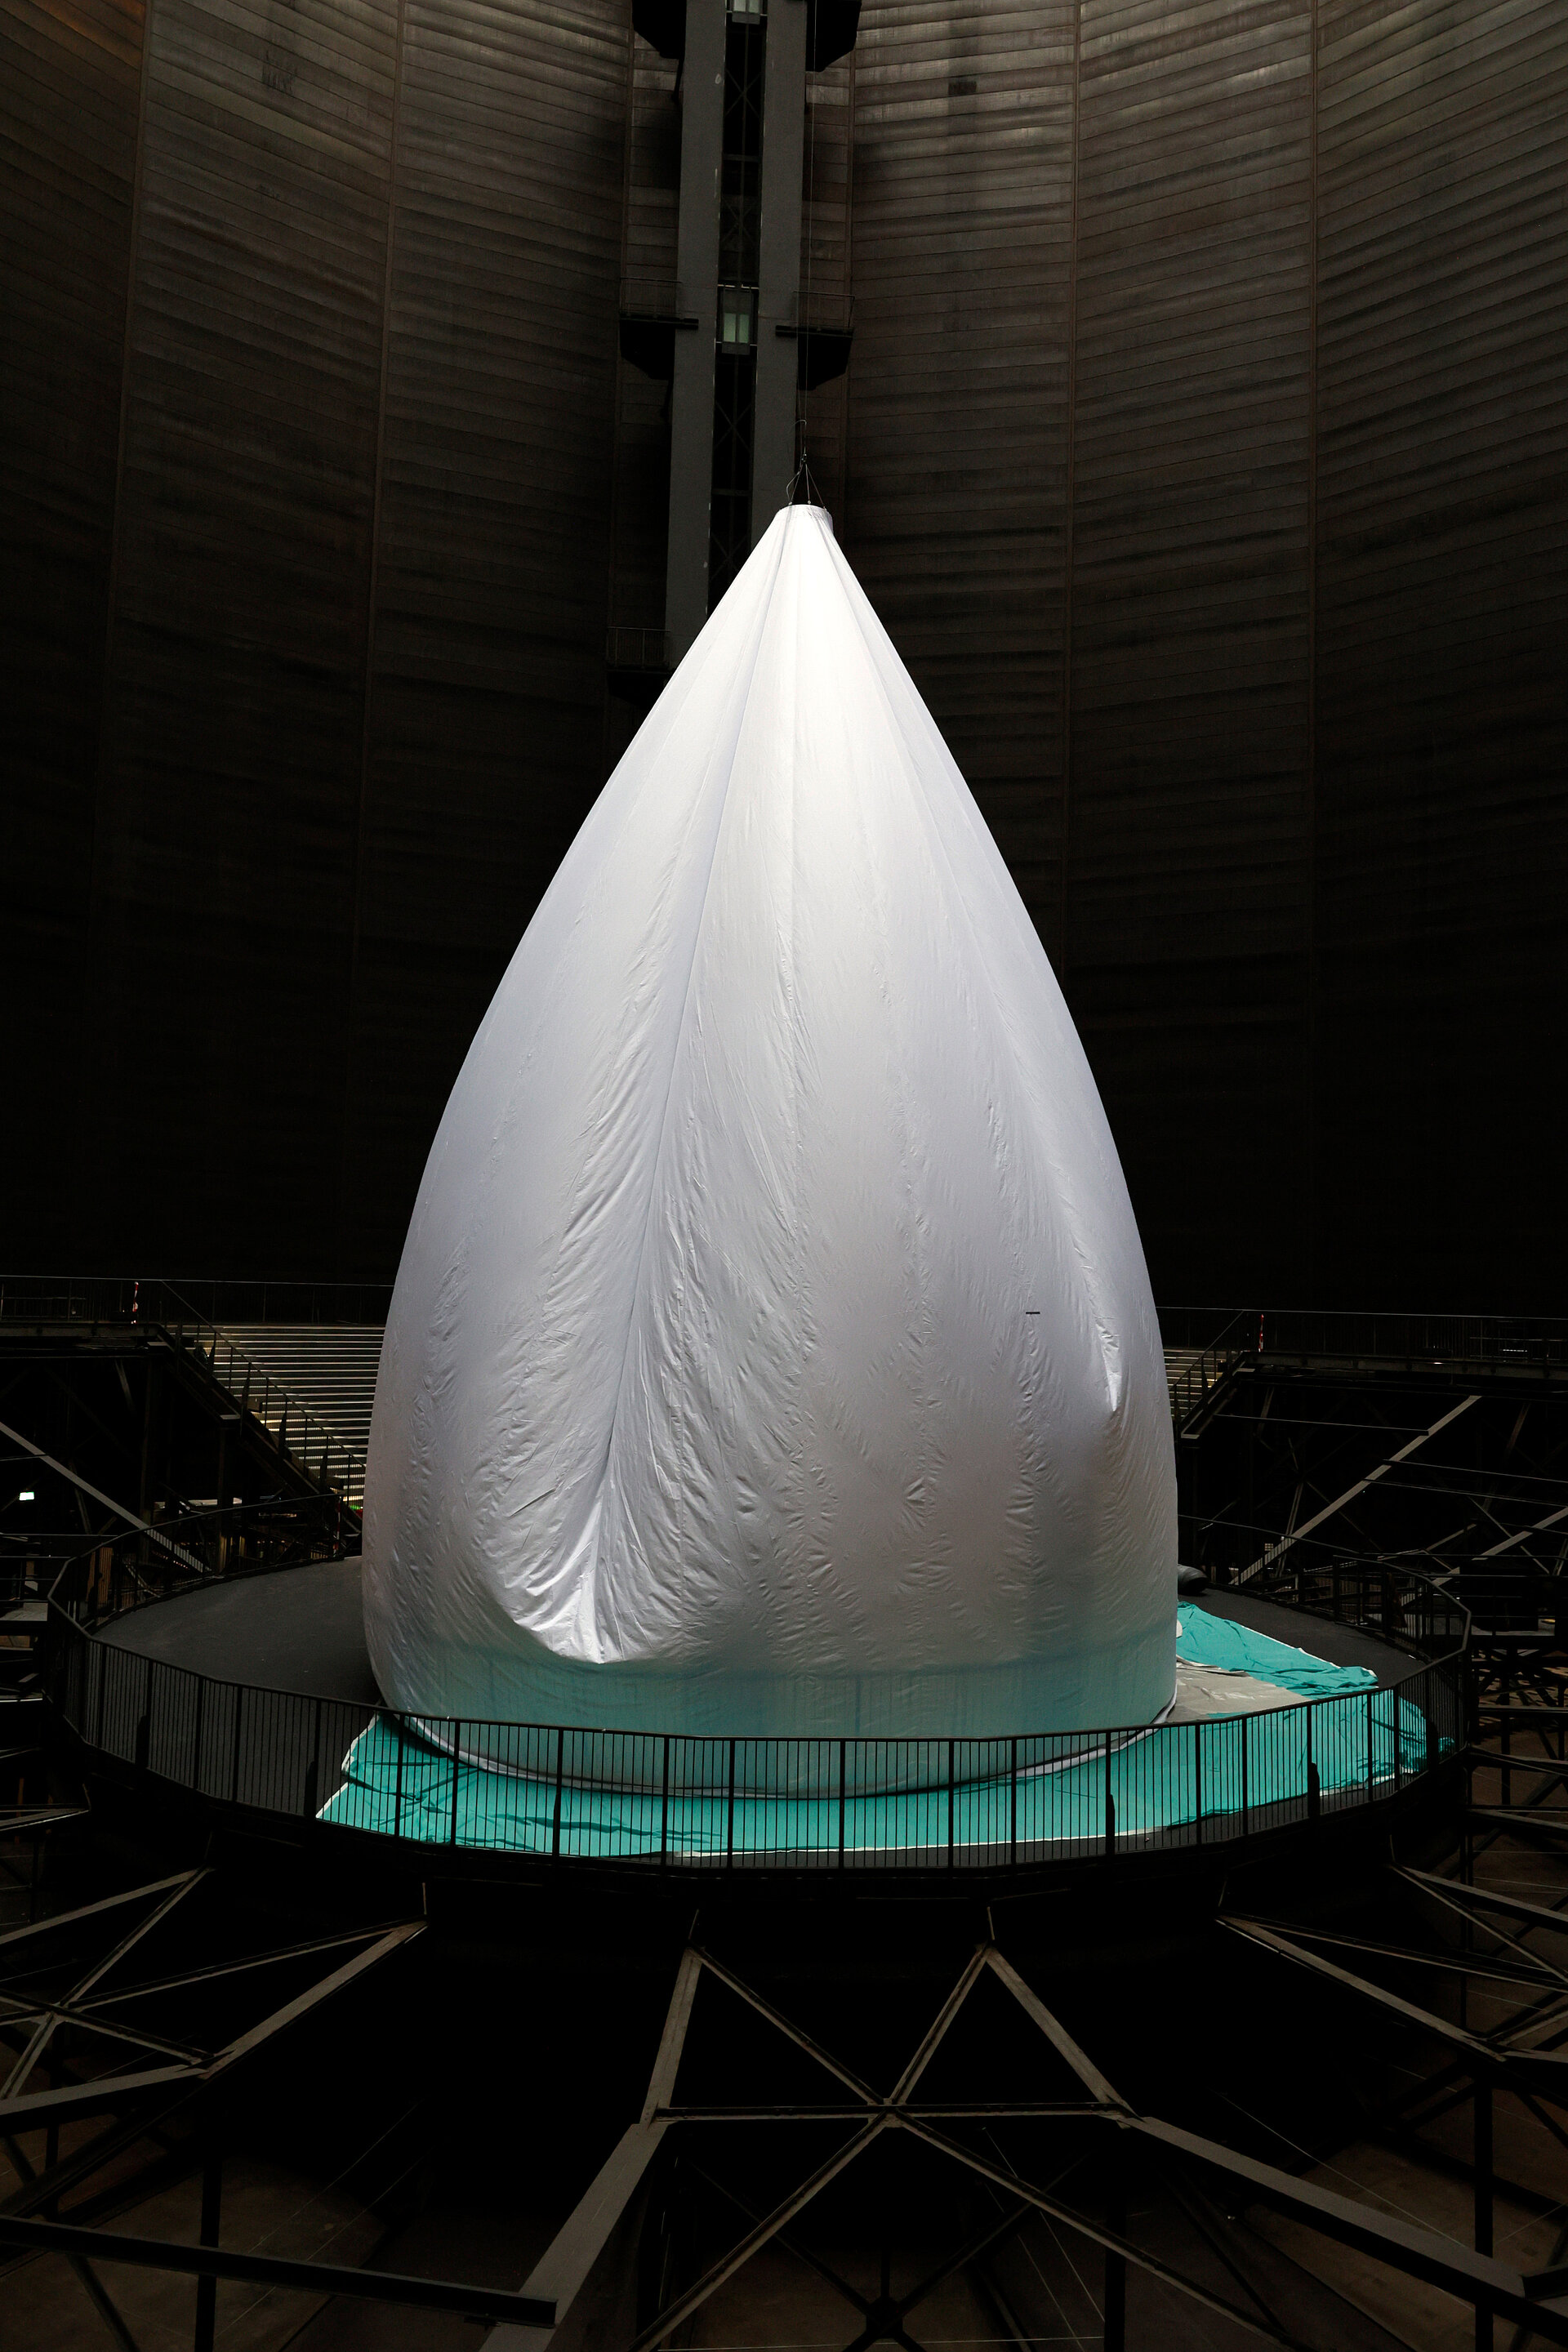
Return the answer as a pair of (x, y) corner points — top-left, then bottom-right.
(102, 1561), (1412, 1713)
(105, 1555), (379, 1703)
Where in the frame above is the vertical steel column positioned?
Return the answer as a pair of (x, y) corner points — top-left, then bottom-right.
(1474, 2076), (1493, 2352)
(193, 2140), (222, 2352)
(1104, 2171), (1127, 2352)
(751, 0), (806, 532)
(665, 0), (727, 660)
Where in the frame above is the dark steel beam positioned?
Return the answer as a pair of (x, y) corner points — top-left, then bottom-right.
(685, 2154), (871, 2318)
(1128, 2115), (1568, 2343)
(626, 2116), (893, 2352)
(658, 2100), (1101, 2123)
(692, 1943), (879, 2103)
(0, 1920), (423, 2129)
(985, 1946), (1128, 2110)
(69, 1924), (416, 2011)
(1464, 1808), (1568, 1846)
(889, 1944), (989, 2103)
(66, 2252), (144, 2352)
(1395, 1869), (1568, 1994)
(1229, 1920), (1561, 1990)
(1396, 1868), (1568, 1936)
(1155, 2163), (1292, 2341)
(0, 1870), (202, 1961)
(898, 2115), (1287, 2348)
(1220, 1917), (1568, 2095)
(514, 1945), (702, 2332)
(899, 2197), (1031, 2317)
(0, 2212), (555, 2324)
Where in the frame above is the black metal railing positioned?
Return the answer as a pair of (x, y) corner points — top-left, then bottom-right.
(0, 1276), (393, 1330)
(1160, 1305), (1568, 1379)
(45, 1507), (1467, 1876)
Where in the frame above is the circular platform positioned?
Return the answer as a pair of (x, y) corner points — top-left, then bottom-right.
(48, 1535), (1467, 1886)
(97, 1553), (1419, 1711)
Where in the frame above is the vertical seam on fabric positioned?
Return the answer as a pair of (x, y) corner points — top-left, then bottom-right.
(589, 528), (794, 1613)
(808, 516), (1054, 1586)
(817, 522), (1120, 1402)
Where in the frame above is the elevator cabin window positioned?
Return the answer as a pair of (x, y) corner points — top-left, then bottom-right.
(719, 287), (758, 347)
(710, 0), (765, 609)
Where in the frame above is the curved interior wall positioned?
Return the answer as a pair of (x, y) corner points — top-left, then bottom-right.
(2, 0), (1564, 1308)
(843, 0), (1568, 1308)
(2, 0), (628, 1281)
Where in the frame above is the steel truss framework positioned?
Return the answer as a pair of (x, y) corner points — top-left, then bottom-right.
(1180, 1349), (1568, 1612)
(495, 1918), (1568, 2352)
(0, 1871), (555, 2347)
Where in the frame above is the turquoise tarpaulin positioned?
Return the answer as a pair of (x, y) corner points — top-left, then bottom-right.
(320, 1604), (1437, 1861)
(1175, 1601), (1377, 1697)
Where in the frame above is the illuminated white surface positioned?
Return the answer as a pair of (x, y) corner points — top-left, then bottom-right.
(363, 506), (1177, 1739)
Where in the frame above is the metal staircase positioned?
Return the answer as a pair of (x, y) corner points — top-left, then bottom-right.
(212, 1325), (384, 1511)
(1162, 1310), (1261, 1439)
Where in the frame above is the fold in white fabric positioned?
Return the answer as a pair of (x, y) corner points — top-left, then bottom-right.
(363, 505), (1177, 1740)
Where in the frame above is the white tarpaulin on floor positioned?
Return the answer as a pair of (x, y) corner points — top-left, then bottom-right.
(363, 505), (1177, 1740)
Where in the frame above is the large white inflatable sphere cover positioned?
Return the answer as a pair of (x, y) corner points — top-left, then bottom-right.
(363, 505), (1177, 1740)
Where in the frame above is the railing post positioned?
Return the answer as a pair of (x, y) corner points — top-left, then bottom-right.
(1366, 1686), (1375, 1800)
(191, 1674), (205, 1793)
(838, 1738), (846, 1868)
(1009, 1735), (1018, 1867)
(450, 1720), (462, 1846)
(660, 1735), (670, 1867)
(1193, 1720), (1202, 1846)
(726, 1737), (737, 1869)
(551, 1727), (564, 1858)
(1104, 1732), (1115, 1858)
(230, 1683), (243, 1804)
(304, 1695), (322, 1819)
(947, 1739), (956, 1869)
(394, 1714), (405, 1837)
(1240, 1717), (1249, 1838)
(135, 1654), (154, 1769)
